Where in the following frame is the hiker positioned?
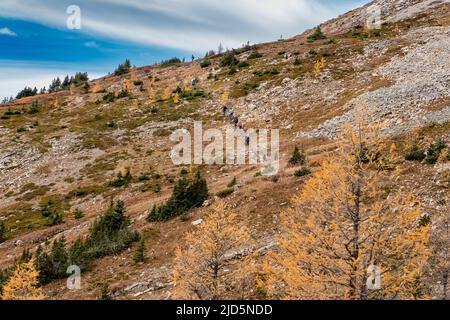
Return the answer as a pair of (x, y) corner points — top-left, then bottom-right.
(222, 105), (228, 116)
(238, 122), (243, 130)
(233, 116), (239, 128)
(228, 108), (236, 121)
(245, 132), (250, 146)
(191, 78), (197, 86)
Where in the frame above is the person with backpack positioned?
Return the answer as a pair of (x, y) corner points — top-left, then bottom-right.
(228, 108), (236, 121)
(245, 132), (250, 146)
(222, 105), (228, 116)
(233, 116), (239, 128)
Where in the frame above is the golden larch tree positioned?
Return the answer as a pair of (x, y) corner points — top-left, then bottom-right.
(263, 122), (430, 300)
(172, 201), (256, 300)
(1, 258), (46, 300)
(314, 57), (326, 77)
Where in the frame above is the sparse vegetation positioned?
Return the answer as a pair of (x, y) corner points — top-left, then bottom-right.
(220, 51), (239, 67)
(200, 59), (211, 68)
(405, 139), (448, 164)
(294, 167), (312, 177)
(248, 50), (263, 59)
(146, 169), (208, 222)
(114, 59), (131, 76)
(32, 201), (139, 285)
(288, 147), (307, 165)
(0, 221), (6, 243)
(160, 57), (182, 68)
(133, 238), (146, 264)
(405, 145), (426, 161)
(307, 26), (326, 42)
(74, 209), (84, 220)
(237, 61), (250, 68)
(109, 170), (133, 188)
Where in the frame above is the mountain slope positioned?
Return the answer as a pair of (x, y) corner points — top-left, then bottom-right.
(0, 0), (449, 299)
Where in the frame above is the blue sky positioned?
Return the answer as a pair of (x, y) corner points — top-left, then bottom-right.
(0, 0), (368, 100)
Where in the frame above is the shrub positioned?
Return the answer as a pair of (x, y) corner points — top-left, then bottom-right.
(109, 170), (133, 188)
(405, 145), (426, 161)
(147, 169), (208, 222)
(352, 30), (369, 40)
(327, 38), (337, 44)
(133, 238), (146, 264)
(425, 139), (447, 164)
(99, 284), (114, 300)
(294, 168), (312, 177)
(307, 26), (326, 42)
(133, 80), (143, 86)
(73, 188), (88, 198)
(320, 50), (333, 57)
(237, 61), (250, 68)
(40, 201), (64, 226)
(228, 66), (237, 75)
(140, 183), (151, 193)
(220, 51), (239, 67)
(180, 168), (189, 176)
(84, 201), (139, 258)
(138, 174), (150, 181)
(48, 211), (63, 226)
(102, 92), (115, 103)
(293, 58), (302, 66)
(160, 57), (182, 68)
(107, 121), (117, 129)
(117, 90), (129, 99)
(405, 139), (447, 164)
(150, 106), (158, 114)
(153, 183), (161, 193)
(28, 101), (40, 114)
(74, 209), (84, 220)
(248, 51), (263, 59)
(0, 221), (6, 243)
(419, 214), (431, 227)
(114, 59), (131, 76)
(289, 147), (306, 165)
(200, 59), (211, 68)
(216, 188), (234, 198)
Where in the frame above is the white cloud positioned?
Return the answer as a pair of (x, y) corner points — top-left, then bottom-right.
(0, 60), (104, 100)
(0, 27), (17, 36)
(0, 0), (367, 52)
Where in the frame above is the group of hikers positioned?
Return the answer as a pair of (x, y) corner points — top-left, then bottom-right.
(221, 105), (251, 146)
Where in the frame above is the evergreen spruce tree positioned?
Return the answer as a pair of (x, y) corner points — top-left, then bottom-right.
(288, 146), (306, 165)
(0, 221), (6, 243)
(133, 238), (146, 263)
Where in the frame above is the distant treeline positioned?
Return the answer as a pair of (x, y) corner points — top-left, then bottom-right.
(12, 72), (90, 100)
